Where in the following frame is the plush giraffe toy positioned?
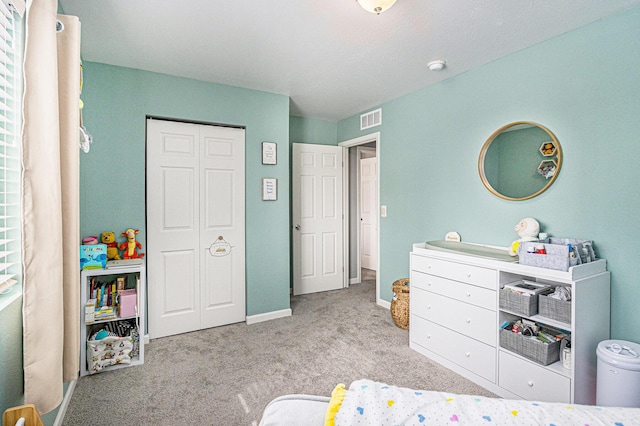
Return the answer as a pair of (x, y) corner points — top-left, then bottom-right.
(119, 228), (145, 259)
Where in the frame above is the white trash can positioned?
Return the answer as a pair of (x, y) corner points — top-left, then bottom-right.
(596, 340), (640, 407)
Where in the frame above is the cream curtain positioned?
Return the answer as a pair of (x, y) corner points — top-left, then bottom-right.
(22, 0), (80, 414)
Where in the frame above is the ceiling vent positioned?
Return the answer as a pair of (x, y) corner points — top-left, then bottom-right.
(360, 108), (382, 130)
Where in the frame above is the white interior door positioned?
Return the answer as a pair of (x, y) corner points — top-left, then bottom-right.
(292, 143), (344, 295)
(360, 157), (377, 271)
(147, 118), (245, 339)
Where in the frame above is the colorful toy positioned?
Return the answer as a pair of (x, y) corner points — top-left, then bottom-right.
(82, 235), (99, 245)
(101, 231), (121, 261)
(119, 228), (145, 259)
(509, 217), (540, 256)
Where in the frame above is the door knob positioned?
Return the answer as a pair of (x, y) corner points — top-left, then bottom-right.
(295, 224), (301, 230)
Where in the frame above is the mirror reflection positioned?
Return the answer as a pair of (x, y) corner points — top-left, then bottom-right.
(478, 121), (562, 201)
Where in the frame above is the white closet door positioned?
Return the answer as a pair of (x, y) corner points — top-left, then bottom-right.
(199, 124), (246, 329)
(147, 119), (245, 339)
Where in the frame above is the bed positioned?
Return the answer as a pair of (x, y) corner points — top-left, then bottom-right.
(260, 379), (640, 425)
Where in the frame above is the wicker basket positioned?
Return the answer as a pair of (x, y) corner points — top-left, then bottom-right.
(390, 278), (410, 330)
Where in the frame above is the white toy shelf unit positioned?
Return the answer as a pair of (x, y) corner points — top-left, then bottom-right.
(80, 262), (145, 376)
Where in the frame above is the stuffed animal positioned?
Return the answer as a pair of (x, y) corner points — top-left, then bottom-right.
(119, 228), (145, 259)
(101, 231), (121, 260)
(82, 235), (99, 245)
(509, 217), (540, 256)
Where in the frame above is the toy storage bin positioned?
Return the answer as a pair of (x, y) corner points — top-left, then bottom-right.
(87, 334), (133, 374)
(539, 294), (572, 324)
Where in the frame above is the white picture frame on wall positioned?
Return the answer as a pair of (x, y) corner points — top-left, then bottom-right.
(262, 178), (277, 201)
(262, 142), (277, 165)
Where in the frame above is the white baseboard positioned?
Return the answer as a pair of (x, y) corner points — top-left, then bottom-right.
(54, 378), (76, 426)
(349, 278), (361, 285)
(144, 334), (150, 344)
(377, 298), (390, 310)
(246, 308), (292, 325)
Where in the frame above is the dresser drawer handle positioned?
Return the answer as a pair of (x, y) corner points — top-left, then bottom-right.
(466, 273), (472, 278)
(427, 305), (432, 310)
(466, 292), (471, 297)
(527, 381), (534, 387)
(427, 282), (432, 287)
(466, 318), (471, 324)
(427, 334), (431, 339)
(465, 352), (471, 357)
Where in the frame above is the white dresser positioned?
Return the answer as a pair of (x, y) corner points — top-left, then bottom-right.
(409, 243), (610, 404)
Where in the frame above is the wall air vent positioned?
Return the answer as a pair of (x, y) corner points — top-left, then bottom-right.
(360, 108), (382, 130)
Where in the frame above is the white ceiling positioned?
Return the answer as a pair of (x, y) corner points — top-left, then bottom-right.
(59, 0), (640, 121)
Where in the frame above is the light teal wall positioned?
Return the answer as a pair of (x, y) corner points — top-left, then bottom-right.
(80, 63), (291, 317)
(289, 115), (338, 145)
(338, 6), (640, 342)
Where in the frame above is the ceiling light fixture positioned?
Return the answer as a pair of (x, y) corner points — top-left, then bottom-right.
(356, 0), (397, 14)
(427, 60), (446, 71)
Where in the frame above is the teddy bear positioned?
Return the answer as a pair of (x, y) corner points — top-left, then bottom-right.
(101, 231), (121, 260)
(508, 217), (540, 256)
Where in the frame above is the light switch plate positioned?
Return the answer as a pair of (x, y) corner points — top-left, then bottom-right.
(381, 205), (387, 217)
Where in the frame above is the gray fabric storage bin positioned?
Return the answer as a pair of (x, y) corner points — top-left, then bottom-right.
(500, 329), (561, 366)
(539, 294), (572, 324)
(499, 289), (539, 316)
(518, 238), (593, 271)
(500, 329), (522, 354)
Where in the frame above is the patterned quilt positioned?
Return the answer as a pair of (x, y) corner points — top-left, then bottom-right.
(325, 379), (640, 426)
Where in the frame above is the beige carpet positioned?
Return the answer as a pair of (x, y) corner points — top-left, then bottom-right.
(62, 271), (495, 425)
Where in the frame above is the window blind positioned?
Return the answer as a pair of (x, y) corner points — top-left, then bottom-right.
(0, 0), (23, 296)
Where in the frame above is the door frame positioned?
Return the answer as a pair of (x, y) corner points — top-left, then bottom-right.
(339, 132), (382, 307)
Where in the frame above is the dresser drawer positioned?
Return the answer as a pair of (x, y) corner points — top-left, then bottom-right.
(411, 254), (497, 290)
(411, 271), (495, 310)
(499, 350), (571, 403)
(412, 287), (496, 345)
(411, 315), (496, 383)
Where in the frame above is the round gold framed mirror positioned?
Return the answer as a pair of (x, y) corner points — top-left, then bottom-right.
(478, 121), (562, 201)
